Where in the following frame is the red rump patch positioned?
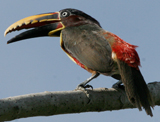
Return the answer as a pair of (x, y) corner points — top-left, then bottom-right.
(110, 33), (140, 69)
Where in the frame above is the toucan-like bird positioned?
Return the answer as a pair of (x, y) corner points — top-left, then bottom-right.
(4, 8), (154, 116)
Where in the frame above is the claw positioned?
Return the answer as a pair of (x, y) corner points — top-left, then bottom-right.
(84, 84), (93, 89)
(75, 72), (99, 91)
(112, 80), (124, 89)
(75, 84), (93, 91)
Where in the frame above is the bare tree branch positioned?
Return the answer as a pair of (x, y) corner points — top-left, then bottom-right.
(0, 81), (160, 121)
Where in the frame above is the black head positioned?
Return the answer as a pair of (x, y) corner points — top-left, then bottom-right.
(59, 8), (101, 27)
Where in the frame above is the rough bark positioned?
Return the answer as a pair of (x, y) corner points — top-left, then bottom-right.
(0, 82), (160, 121)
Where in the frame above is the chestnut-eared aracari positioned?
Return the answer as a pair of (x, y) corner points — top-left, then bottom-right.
(4, 8), (154, 116)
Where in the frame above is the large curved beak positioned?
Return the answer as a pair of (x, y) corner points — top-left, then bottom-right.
(4, 12), (65, 44)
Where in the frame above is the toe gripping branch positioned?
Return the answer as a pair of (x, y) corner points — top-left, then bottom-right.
(77, 73), (100, 89)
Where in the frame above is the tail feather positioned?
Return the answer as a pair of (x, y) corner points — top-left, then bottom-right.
(117, 59), (154, 116)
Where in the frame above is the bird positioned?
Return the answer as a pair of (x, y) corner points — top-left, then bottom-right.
(4, 8), (154, 116)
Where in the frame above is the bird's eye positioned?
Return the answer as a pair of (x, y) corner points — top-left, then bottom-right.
(61, 11), (69, 17)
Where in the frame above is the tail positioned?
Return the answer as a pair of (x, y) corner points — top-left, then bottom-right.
(117, 59), (154, 116)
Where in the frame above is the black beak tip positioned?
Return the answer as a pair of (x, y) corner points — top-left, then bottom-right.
(6, 36), (20, 44)
(7, 41), (11, 44)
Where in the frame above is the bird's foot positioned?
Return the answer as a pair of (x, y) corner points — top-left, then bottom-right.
(84, 84), (93, 89)
(75, 73), (99, 91)
(112, 80), (124, 89)
(75, 84), (93, 91)
(112, 83), (120, 88)
(112, 84), (124, 89)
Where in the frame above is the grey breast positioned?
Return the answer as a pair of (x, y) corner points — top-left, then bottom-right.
(62, 24), (114, 73)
